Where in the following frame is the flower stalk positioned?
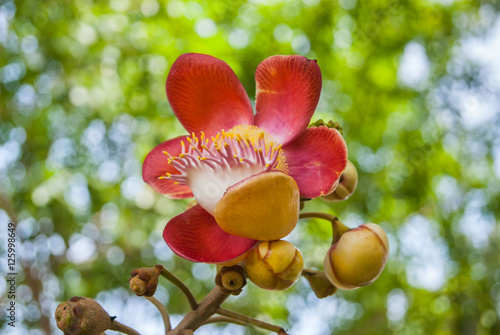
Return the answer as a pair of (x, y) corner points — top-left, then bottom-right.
(298, 212), (350, 243)
(145, 296), (171, 332)
(216, 308), (289, 334)
(157, 265), (199, 310)
(169, 286), (230, 334)
(109, 320), (141, 335)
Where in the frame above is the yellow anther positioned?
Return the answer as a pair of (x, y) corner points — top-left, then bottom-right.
(166, 173), (171, 177)
(179, 153), (185, 158)
(167, 159), (172, 164)
(162, 151), (170, 156)
(158, 176), (166, 179)
(174, 182), (179, 185)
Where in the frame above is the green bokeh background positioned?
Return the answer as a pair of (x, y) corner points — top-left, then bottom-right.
(1, 0), (500, 334)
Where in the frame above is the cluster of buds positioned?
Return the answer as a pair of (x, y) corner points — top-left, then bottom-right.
(220, 160), (389, 295)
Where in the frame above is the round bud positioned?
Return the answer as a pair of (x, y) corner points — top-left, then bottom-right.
(244, 240), (303, 291)
(323, 160), (358, 202)
(215, 265), (247, 295)
(324, 223), (389, 290)
(129, 265), (161, 297)
(55, 296), (111, 335)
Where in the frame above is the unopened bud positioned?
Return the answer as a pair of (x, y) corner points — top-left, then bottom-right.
(129, 277), (147, 296)
(129, 265), (162, 297)
(323, 160), (357, 202)
(55, 296), (111, 335)
(244, 240), (303, 291)
(215, 265), (246, 295)
(324, 223), (389, 290)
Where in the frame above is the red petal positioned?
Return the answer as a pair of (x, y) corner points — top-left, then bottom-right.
(163, 204), (259, 263)
(142, 136), (193, 199)
(166, 53), (253, 137)
(283, 126), (348, 198)
(254, 55), (322, 145)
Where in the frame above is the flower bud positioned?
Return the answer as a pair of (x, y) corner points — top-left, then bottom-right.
(323, 160), (357, 202)
(244, 240), (303, 291)
(55, 296), (111, 335)
(215, 265), (247, 295)
(129, 265), (162, 297)
(324, 223), (389, 290)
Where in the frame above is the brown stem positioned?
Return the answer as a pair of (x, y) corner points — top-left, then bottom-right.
(216, 308), (287, 334)
(168, 286), (230, 334)
(299, 212), (350, 244)
(145, 296), (171, 332)
(109, 320), (141, 335)
(158, 265), (198, 310)
(203, 316), (247, 327)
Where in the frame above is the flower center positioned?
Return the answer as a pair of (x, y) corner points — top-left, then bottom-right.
(161, 125), (287, 215)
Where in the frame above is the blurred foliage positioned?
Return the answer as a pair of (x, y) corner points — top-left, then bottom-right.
(1, 0), (500, 334)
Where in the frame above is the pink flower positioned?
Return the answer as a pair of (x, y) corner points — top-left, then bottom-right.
(143, 54), (347, 263)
